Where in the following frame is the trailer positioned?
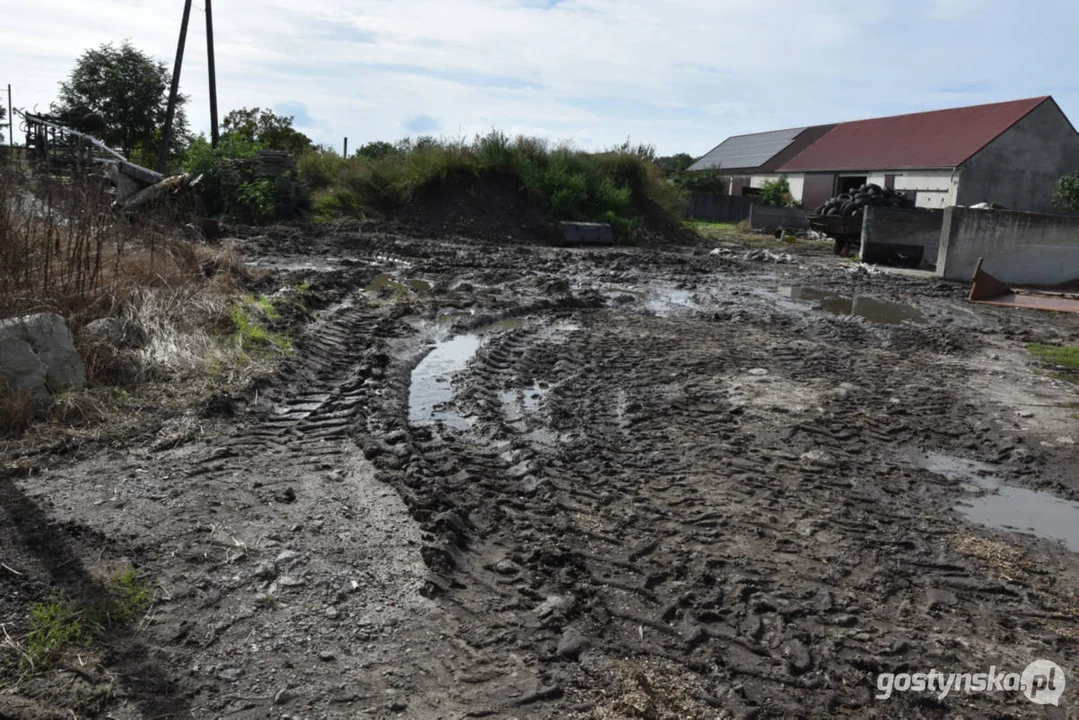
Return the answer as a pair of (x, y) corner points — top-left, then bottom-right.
(808, 214), (862, 256)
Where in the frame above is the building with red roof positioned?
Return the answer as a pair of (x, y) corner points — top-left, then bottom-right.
(697, 97), (1079, 213)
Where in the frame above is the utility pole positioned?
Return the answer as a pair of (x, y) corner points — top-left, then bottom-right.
(158, 0), (193, 173)
(343, 137), (348, 158)
(206, 0), (220, 146)
(6, 85), (12, 162)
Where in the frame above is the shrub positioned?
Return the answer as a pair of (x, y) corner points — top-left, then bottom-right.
(1053, 172), (1079, 213)
(294, 131), (686, 241)
(758, 177), (800, 208)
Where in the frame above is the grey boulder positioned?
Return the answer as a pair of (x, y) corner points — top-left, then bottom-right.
(0, 313), (86, 404)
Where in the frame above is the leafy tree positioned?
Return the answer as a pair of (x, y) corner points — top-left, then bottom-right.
(1053, 172), (1079, 213)
(759, 176), (799, 208)
(54, 41), (189, 162)
(673, 168), (728, 194)
(0, 106), (6, 145)
(355, 141), (397, 161)
(656, 153), (696, 176)
(222, 107), (312, 157)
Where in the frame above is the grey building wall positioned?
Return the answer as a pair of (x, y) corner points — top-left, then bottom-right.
(936, 206), (1079, 285)
(749, 205), (810, 230)
(687, 193), (760, 222)
(956, 100), (1079, 213)
(860, 206), (943, 267)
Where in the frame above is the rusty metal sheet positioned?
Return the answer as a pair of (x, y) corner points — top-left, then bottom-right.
(969, 257), (1079, 313)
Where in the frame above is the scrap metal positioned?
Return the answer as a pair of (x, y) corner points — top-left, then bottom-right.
(969, 257), (1079, 313)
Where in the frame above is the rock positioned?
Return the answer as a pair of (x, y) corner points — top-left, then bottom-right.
(274, 688), (298, 705)
(783, 639), (812, 674)
(254, 561), (277, 580)
(0, 313), (85, 404)
(556, 628), (590, 660)
(536, 594), (575, 618)
(81, 317), (146, 349)
(318, 650), (336, 661)
(218, 667), (244, 682)
(276, 550), (300, 565)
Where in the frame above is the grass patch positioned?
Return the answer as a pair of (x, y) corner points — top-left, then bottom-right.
(21, 565), (154, 672)
(298, 132), (684, 241)
(230, 296), (292, 354)
(683, 220), (786, 248)
(1028, 344), (1079, 370)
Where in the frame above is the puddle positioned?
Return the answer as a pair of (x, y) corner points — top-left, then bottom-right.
(499, 383), (550, 422)
(779, 286), (923, 324)
(409, 320), (525, 429)
(905, 449), (1079, 552)
(409, 335), (483, 430)
(606, 285), (702, 317)
(957, 488), (1079, 552)
(907, 450), (1000, 490)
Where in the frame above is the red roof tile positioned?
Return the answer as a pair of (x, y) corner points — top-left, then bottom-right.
(777, 97), (1050, 172)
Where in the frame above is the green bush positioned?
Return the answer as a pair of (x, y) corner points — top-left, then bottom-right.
(758, 177), (800, 208)
(1053, 172), (1079, 213)
(295, 131), (685, 241)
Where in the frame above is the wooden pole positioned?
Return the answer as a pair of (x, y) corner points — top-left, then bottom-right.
(158, 0), (193, 173)
(206, 0), (220, 147)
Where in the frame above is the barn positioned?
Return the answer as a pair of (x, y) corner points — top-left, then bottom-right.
(692, 97), (1079, 214)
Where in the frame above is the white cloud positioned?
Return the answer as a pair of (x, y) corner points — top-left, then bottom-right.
(1, 0), (1077, 156)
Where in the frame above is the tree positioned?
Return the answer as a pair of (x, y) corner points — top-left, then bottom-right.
(54, 41), (189, 163)
(355, 141), (397, 161)
(656, 153), (696, 177)
(759, 177), (800, 208)
(0, 106), (5, 145)
(221, 108), (312, 156)
(1053, 172), (1079, 213)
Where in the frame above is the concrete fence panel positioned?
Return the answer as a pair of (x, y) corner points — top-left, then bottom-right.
(749, 204), (810, 230)
(937, 207), (1079, 286)
(860, 206), (944, 267)
(687, 193), (760, 222)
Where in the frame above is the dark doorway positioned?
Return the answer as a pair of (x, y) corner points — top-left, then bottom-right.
(837, 175), (868, 194)
(884, 174), (896, 190)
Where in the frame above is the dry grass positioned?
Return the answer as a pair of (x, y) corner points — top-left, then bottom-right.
(0, 167), (275, 441)
(571, 658), (719, 720)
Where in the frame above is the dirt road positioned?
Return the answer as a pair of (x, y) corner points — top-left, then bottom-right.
(3, 227), (1078, 719)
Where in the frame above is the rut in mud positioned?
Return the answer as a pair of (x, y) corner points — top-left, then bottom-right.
(3, 229), (1078, 719)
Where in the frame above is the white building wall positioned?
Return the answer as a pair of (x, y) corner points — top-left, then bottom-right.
(892, 170), (959, 209)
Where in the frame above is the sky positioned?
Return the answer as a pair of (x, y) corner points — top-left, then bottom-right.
(2, 0), (1078, 157)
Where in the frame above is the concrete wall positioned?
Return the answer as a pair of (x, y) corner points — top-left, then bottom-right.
(937, 206), (1079, 285)
(749, 204), (810, 229)
(687, 193), (760, 222)
(956, 100), (1079, 213)
(860, 206), (943, 267)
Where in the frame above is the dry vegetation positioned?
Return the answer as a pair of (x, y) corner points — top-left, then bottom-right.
(0, 167), (282, 441)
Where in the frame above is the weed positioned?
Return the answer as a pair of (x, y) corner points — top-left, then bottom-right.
(1028, 344), (1079, 370)
(26, 601), (87, 668)
(229, 298), (292, 354)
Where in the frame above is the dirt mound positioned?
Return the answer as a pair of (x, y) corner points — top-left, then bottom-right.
(384, 172), (561, 245)
(383, 172), (695, 246)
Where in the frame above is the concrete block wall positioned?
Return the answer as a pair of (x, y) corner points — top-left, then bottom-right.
(687, 193), (760, 222)
(937, 207), (1079, 286)
(748, 204), (810, 230)
(860, 206), (944, 267)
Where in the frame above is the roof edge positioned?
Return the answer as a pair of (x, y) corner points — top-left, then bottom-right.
(952, 96), (1053, 168)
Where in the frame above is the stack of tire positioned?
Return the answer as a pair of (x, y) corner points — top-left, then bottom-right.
(814, 183), (908, 217)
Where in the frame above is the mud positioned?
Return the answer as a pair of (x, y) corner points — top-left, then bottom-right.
(2, 227), (1078, 719)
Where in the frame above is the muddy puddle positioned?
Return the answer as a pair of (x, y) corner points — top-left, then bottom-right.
(499, 383), (550, 422)
(607, 286), (702, 316)
(906, 449), (1079, 552)
(779, 286), (923, 324)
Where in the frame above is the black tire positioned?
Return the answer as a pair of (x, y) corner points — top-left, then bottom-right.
(867, 183), (883, 194)
(833, 238), (845, 255)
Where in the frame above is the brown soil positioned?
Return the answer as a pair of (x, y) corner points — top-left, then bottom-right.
(1, 224), (1078, 719)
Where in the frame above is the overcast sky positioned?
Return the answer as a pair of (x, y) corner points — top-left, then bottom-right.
(3, 0), (1077, 156)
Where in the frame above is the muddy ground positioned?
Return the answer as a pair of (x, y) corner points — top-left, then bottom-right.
(2, 225), (1078, 719)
